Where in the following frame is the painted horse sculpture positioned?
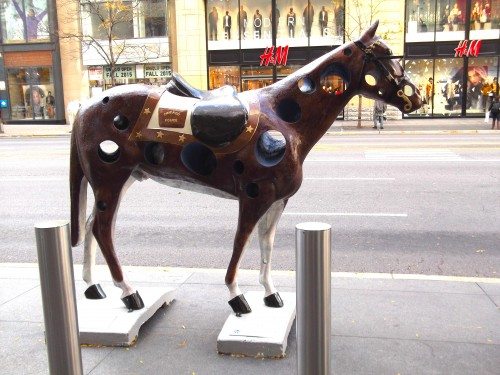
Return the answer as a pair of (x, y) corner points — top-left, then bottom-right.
(70, 22), (422, 313)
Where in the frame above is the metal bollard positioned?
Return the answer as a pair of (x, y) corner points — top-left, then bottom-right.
(35, 221), (83, 375)
(296, 222), (331, 375)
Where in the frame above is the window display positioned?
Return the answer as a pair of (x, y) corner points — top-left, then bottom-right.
(7, 67), (54, 120)
(241, 66), (273, 90)
(208, 66), (241, 91)
(138, 0), (167, 38)
(240, 0), (272, 49)
(406, 0), (436, 42)
(470, 0), (500, 40)
(0, 0), (49, 43)
(207, 0), (239, 50)
(433, 58), (463, 116)
(467, 56), (499, 115)
(276, 0), (308, 47)
(309, 0), (343, 46)
(404, 59), (435, 116)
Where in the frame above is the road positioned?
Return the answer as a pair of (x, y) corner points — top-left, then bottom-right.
(0, 134), (499, 277)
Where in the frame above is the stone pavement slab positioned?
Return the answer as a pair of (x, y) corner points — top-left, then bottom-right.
(0, 263), (498, 374)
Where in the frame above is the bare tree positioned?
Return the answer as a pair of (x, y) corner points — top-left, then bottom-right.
(57, 0), (167, 87)
(344, 0), (387, 127)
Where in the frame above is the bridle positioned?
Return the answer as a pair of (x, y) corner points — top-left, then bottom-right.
(354, 39), (413, 111)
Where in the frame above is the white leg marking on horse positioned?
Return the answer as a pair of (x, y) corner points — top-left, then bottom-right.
(227, 233), (254, 300)
(82, 210), (97, 287)
(114, 280), (136, 299)
(258, 200), (285, 297)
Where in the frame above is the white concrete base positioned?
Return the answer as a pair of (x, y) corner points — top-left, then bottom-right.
(217, 291), (296, 358)
(77, 286), (176, 346)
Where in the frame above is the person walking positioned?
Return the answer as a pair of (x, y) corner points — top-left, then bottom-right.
(373, 99), (387, 130)
(489, 96), (500, 129)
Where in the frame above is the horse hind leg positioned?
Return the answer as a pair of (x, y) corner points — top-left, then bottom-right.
(258, 199), (286, 308)
(81, 209), (106, 299)
(91, 176), (144, 310)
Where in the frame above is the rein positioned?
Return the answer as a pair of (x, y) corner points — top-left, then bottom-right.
(354, 40), (413, 111)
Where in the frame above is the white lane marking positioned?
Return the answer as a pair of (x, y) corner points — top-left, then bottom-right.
(0, 176), (66, 181)
(365, 149), (463, 161)
(305, 177), (395, 181)
(284, 212), (407, 217)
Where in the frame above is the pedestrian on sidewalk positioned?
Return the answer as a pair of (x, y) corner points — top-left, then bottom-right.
(373, 99), (387, 130)
(489, 96), (500, 129)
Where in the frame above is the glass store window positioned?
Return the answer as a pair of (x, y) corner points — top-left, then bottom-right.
(435, 0), (466, 41)
(433, 58), (463, 116)
(138, 0), (167, 38)
(207, 0), (239, 50)
(241, 66), (273, 90)
(406, 0), (436, 42)
(82, 0), (134, 40)
(467, 56), (499, 115)
(404, 59), (435, 116)
(208, 66), (241, 90)
(240, 0), (273, 49)
(0, 0), (49, 43)
(470, 0), (500, 40)
(7, 67), (54, 120)
(277, 64), (301, 79)
(276, 0), (309, 47)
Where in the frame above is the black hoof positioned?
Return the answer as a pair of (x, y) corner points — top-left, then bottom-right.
(121, 291), (145, 311)
(228, 294), (252, 315)
(84, 284), (106, 299)
(264, 292), (284, 308)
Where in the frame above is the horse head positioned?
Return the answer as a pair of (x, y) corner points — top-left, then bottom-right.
(354, 21), (423, 113)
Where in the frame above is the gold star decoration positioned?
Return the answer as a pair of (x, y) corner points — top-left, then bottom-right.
(156, 131), (164, 139)
(246, 125), (254, 133)
(135, 131), (142, 138)
(178, 134), (186, 143)
(143, 108), (151, 115)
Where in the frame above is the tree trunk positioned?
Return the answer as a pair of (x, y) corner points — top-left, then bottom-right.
(357, 94), (362, 128)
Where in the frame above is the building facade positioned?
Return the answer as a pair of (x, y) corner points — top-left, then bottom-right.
(0, 0), (497, 124)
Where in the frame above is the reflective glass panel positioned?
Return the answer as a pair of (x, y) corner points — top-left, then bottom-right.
(406, 0), (436, 42)
(240, 0), (273, 49)
(7, 67), (54, 120)
(404, 59), (435, 116)
(309, 0), (343, 46)
(241, 66), (273, 90)
(435, 0), (466, 41)
(466, 56), (499, 115)
(208, 66), (241, 91)
(138, 0), (167, 38)
(433, 58), (463, 116)
(470, 0), (500, 40)
(207, 0), (239, 50)
(1, 0), (49, 43)
(276, 0), (309, 47)
(82, 0), (134, 40)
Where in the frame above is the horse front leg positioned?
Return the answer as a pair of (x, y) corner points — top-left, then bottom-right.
(258, 199), (287, 308)
(91, 176), (144, 310)
(226, 197), (273, 314)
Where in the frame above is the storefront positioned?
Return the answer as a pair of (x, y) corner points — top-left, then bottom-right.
(206, 0), (345, 91)
(0, 0), (64, 123)
(404, 0), (499, 118)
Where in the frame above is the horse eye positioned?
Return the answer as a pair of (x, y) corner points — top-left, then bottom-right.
(386, 49), (393, 56)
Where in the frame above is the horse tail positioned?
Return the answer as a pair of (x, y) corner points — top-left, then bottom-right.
(69, 117), (87, 246)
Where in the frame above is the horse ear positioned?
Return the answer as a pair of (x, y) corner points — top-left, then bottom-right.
(360, 20), (379, 43)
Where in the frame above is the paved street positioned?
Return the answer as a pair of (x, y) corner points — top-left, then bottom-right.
(1, 134), (499, 277)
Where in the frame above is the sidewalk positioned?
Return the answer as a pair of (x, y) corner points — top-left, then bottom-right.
(0, 118), (498, 138)
(0, 263), (498, 374)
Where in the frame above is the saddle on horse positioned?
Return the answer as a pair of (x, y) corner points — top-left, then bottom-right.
(167, 73), (248, 148)
(129, 73), (256, 152)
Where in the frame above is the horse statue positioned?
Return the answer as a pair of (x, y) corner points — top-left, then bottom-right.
(70, 21), (422, 314)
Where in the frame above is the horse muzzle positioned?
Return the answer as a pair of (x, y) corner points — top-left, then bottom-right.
(395, 80), (423, 114)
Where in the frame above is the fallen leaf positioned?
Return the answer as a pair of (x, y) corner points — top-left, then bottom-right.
(178, 340), (188, 348)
